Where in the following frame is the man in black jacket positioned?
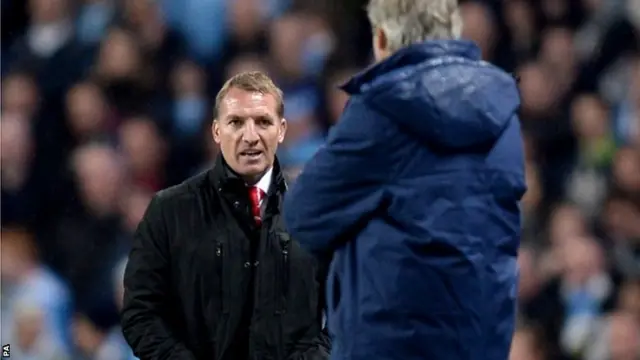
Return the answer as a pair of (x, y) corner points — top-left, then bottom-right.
(121, 71), (330, 360)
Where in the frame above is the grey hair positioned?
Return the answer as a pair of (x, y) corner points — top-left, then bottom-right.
(367, 0), (463, 53)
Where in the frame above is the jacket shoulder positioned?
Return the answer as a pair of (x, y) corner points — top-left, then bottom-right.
(154, 170), (211, 205)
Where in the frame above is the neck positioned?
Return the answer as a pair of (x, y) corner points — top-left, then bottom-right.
(243, 175), (261, 186)
(224, 164), (264, 186)
(243, 168), (269, 186)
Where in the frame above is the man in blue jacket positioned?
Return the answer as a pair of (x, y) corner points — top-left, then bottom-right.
(283, 0), (526, 359)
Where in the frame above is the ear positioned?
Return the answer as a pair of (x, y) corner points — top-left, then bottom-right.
(212, 119), (221, 144)
(375, 27), (388, 54)
(278, 118), (287, 144)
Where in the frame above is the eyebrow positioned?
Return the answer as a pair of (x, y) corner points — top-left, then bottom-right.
(225, 113), (276, 121)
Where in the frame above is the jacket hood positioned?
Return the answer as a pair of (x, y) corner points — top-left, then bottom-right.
(341, 40), (520, 151)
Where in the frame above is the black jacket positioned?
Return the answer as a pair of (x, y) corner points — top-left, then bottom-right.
(121, 156), (330, 360)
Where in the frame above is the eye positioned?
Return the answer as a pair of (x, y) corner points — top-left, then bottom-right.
(228, 117), (242, 126)
(256, 116), (273, 127)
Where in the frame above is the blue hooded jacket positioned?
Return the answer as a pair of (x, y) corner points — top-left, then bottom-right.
(284, 40), (526, 360)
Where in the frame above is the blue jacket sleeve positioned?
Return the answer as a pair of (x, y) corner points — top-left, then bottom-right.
(283, 97), (401, 255)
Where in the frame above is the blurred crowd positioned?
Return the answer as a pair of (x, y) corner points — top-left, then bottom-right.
(0, 0), (639, 359)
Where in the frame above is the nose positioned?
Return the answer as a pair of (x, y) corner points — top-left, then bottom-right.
(242, 121), (259, 143)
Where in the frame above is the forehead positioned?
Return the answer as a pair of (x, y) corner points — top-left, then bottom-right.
(219, 87), (279, 118)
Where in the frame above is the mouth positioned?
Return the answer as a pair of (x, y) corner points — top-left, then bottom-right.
(239, 150), (263, 159)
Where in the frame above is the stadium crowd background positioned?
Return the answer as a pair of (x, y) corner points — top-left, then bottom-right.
(0, 0), (639, 359)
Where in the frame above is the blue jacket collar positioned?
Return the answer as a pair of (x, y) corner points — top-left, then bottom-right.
(341, 40), (481, 94)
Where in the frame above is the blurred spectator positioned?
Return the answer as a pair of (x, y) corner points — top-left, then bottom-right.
(121, 0), (186, 93)
(169, 60), (208, 139)
(11, 305), (70, 360)
(539, 27), (578, 94)
(225, 53), (270, 78)
(118, 116), (168, 192)
(160, 0), (227, 63)
(1, 112), (38, 226)
(6, 0), (92, 100)
(612, 56), (640, 146)
(1, 71), (40, 118)
(94, 27), (150, 115)
(460, 1), (496, 61)
(1, 228), (72, 359)
(522, 161), (544, 238)
(617, 280), (640, 322)
(64, 81), (112, 145)
(323, 65), (357, 126)
(517, 246), (543, 307)
(503, 0), (537, 64)
(24, 0), (74, 58)
(163, 59), (210, 180)
(509, 324), (548, 360)
(585, 311), (640, 360)
(225, 0), (271, 59)
(118, 187), (153, 237)
(611, 147), (640, 198)
(557, 236), (615, 356)
(52, 143), (127, 325)
(566, 94), (616, 217)
(93, 258), (137, 360)
(76, 0), (115, 45)
(601, 195), (640, 278)
(518, 62), (557, 120)
(268, 12), (333, 167)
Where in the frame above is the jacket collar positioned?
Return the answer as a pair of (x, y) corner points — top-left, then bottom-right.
(210, 154), (287, 196)
(341, 40), (481, 94)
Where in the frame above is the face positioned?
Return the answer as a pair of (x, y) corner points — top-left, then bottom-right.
(15, 307), (43, 350)
(0, 113), (33, 167)
(119, 118), (165, 172)
(74, 146), (123, 214)
(461, 3), (495, 58)
(171, 60), (205, 96)
(540, 28), (575, 72)
(518, 64), (554, 114)
(29, 0), (68, 24)
(230, 0), (263, 41)
(71, 315), (104, 355)
(66, 82), (106, 139)
(504, 0), (534, 36)
(571, 95), (609, 140)
(509, 330), (541, 360)
(613, 148), (640, 192)
(269, 15), (305, 76)
(213, 87), (286, 182)
(561, 236), (603, 286)
(2, 74), (39, 117)
(609, 314), (640, 359)
(97, 29), (141, 80)
(548, 204), (586, 245)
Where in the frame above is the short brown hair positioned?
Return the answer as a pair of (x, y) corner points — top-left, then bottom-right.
(214, 71), (285, 119)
